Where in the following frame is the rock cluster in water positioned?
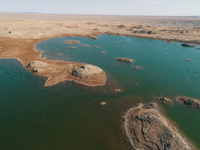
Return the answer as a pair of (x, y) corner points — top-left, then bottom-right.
(124, 103), (195, 150)
(175, 97), (200, 109)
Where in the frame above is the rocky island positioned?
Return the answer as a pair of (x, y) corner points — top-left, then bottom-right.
(124, 103), (195, 150)
(117, 58), (134, 62)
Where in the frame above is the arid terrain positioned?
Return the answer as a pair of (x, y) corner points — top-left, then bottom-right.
(0, 13), (199, 86)
(0, 13), (200, 149)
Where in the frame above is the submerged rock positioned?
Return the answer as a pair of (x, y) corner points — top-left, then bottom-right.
(123, 104), (195, 150)
(114, 89), (122, 93)
(100, 101), (107, 106)
(133, 83), (139, 86)
(134, 66), (141, 70)
(83, 44), (89, 47)
(181, 43), (196, 47)
(185, 59), (192, 61)
(117, 58), (134, 62)
(66, 40), (80, 44)
(175, 97), (200, 109)
(101, 51), (107, 54)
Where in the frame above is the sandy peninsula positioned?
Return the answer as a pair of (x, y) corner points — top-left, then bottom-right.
(0, 13), (200, 86)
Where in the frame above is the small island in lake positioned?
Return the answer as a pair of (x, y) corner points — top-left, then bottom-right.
(124, 103), (195, 150)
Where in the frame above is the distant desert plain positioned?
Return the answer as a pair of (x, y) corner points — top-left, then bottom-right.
(0, 13), (200, 86)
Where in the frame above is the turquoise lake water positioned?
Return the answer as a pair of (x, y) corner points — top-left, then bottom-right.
(0, 35), (200, 150)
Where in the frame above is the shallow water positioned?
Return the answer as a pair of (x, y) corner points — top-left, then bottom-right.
(1, 35), (200, 149)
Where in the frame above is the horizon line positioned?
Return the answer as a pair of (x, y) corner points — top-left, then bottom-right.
(0, 12), (199, 17)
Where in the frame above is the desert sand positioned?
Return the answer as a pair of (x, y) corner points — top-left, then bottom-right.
(0, 13), (199, 86)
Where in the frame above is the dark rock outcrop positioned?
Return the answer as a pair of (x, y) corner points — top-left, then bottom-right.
(175, 97), (200, 109)
(117, 58), (134, 62)
(139, 30), (148, 34)
(181, 43), (196, 47)
(123, 104), (195, 150)
(27, 61), (47, 73)
(147, 31), (156, 34)
(118, 25), (125, 28)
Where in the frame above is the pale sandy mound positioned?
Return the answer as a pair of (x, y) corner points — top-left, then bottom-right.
(71, 65), (107, 86)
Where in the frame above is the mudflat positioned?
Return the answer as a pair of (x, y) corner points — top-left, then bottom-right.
(0, 13), (199, 86)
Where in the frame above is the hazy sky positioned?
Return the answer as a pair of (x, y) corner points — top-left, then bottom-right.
(0, 0), (200, 16)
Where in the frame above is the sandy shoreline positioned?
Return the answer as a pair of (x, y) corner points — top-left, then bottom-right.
(0, 13), (200, 86)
